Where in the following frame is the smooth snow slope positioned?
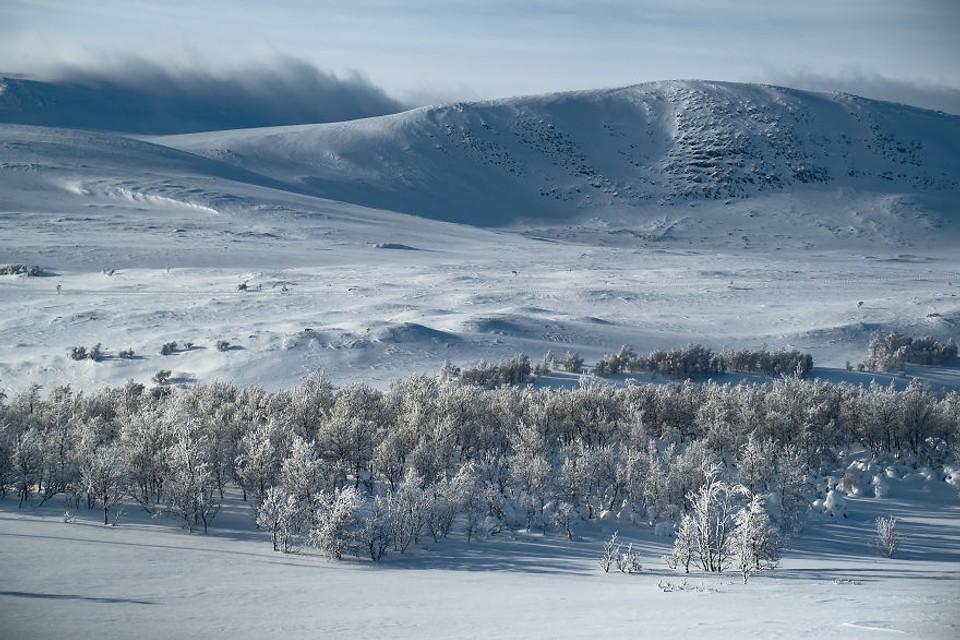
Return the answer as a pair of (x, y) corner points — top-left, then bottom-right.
(1, 82), (959, 393)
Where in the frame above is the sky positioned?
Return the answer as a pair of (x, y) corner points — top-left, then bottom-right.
(1, 0), (959, 112)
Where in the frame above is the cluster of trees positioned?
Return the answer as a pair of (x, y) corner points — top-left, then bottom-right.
(452, 354), (533, 389)
(863, 332), (957, 372)
(1, 369), (957, 572)
(666, 472), (783, 583)
(593, 344), (813, 379)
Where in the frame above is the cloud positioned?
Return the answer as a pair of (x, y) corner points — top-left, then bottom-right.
(767, 71), (960, 115)
(0, 55), (407, 133)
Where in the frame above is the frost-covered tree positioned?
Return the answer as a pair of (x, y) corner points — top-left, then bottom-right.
(562, 351), (584, 373)
(451, 461), (486, 542)
(385, 469), (429, 552)
(311, 486), (362, 560)
(288, 369), (334, 441)
(686, 471), (737, 572)
(79, 443), (127, 525)
(164, 421), (221, 533)
(257, 486), (300, 553)
(234, 421), (281, 506)
(36, 387), (84, 504)
(729, 492), (782, 583)
(120, 404), (171, 512)
(320, 383), (382, 489)
(667, 513), (697, 573)
(279, 436), (327, 514)
(736, 434), (777, 496)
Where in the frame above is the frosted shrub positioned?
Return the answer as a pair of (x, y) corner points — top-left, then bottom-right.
(67, 344), (102, 361)
(0, 264), (42, 276)
(68, 346), (88, 361)
(874, 515), (902, 558)
(616, 542), (642, 573)
(598, 531), (621, 573)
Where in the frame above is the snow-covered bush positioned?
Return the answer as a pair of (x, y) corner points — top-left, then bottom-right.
(598, 531), (621, 572)
(874, 515), (902, 558)
(616, 542), (642, 573)
(562, 351), (585, 373)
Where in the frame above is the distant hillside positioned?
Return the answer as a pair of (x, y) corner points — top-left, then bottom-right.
(155, 80), (960, 229)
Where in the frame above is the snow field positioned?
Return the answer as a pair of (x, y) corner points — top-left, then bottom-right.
(2, 471), (958, 639)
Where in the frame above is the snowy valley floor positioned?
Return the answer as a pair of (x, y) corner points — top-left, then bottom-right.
(2, 477), (958, 639)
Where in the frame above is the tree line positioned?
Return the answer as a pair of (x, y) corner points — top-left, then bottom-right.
(1, 368), (957, 573)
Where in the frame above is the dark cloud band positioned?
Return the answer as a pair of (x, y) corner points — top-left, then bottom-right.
(0, 56), (406, 134)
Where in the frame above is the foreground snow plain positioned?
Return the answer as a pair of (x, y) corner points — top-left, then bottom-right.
(2, 473), (958, 639)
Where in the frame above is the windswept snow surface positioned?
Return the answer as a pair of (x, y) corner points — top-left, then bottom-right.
(1, 474), (958, 639)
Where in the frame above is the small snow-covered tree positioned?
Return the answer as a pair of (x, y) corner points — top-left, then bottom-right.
(666, 514), (696, 574)
(687, 471), (736, 572)
(10, 427), (43, 507)
(257, 485), (300, 553)
(386, 469), (429, 552)
(234, 422), (280, 507)
(563, 351), (584, 373)
(451, 462), (486, 542)
(552, 500), (577, 540)
(730, 493), (782, 583)
(79, 443), (127, 525)
(311, 486), (362, 560)
(280, 436), (327, 513)
(616, 543), (642, 574)
(121, 405), (171, 513)
(165, 421), (222, 533)
(359, 496), (392, 561)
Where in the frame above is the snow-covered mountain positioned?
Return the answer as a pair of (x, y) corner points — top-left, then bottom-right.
(154, 80), (960, 235)
(2, 80), (959, 393)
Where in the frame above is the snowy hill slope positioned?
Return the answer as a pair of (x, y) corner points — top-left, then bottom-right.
(1, 82), (959, 393)
(154, 80), (960, 236)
